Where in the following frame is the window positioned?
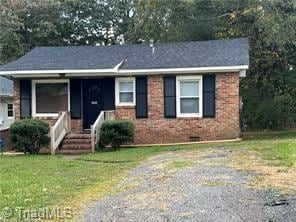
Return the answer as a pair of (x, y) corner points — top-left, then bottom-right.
(32, 80), (69, 117)
(7, 104), (13, 118)
(115, 77), (135, 106)
(176, 76), (202, 117)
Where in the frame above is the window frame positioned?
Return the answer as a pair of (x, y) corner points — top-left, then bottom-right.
(176, 75), (203, 118)
(115, 77), (136, 106)
(32, 79), (70, 117)
(7, 103), (14, 118)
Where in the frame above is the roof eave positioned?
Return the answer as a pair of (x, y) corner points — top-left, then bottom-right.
(118, 65), (249, 75)
(0, 65), (249, 78)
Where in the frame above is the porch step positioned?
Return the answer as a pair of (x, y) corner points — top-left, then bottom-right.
(56, 149), (92, 155)
(63, 138), (92, 144)
(62, 144), (91, 150)
(65, 134), (91, 139)
(59, 133), (92, 154)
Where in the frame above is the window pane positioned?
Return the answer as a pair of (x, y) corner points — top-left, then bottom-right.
(180, 98), (199, 113)
(180, 81), (199, 97)
(8, 111), (13, 117)
(7, 104), (13, 110)
(36, 83), (68, 113)
(119, 82), (133, 92)
(119, 92), (133, 103)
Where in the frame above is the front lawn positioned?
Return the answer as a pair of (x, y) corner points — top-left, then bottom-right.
(0, 155), (133, 220)
(0, 130), (295, 220)
(241, 130), (296, 167)
(0, 146), (181, 220)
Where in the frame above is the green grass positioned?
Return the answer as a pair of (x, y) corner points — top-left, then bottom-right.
(0, 130), (295, 220)
(250, 140), (296, 167)
(0, 155), (132, 219)
(240, 130), (296, 167)
(242, 129), (296, 140)
(0, 146), (184, 219)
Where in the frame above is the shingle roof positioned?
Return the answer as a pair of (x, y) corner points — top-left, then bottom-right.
(0, 38), (249, 72)
(0, 76), (13, 96)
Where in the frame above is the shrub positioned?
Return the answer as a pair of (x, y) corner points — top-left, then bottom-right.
(9, 119), (50, 154)
(99, 120), (134, 150)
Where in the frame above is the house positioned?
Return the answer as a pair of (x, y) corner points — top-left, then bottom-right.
(0, 38), (249, 154)
(0, 76), (14, 130)
(0, 76), (14, 151)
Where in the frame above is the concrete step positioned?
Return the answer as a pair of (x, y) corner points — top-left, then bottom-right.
(59, 133), (92, 154)
(62, 138), (92, 144)
(62, 144), (91, 150)
(56, 149), (92, 155)
(65, 134), (91, 139)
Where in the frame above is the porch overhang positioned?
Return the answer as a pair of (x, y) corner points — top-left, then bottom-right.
(0, 65), (249, 78)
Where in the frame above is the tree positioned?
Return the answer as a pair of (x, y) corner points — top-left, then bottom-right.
(0, 0), (134, 64)
(0, 0), (66, 64)
(0, 0), (26, 64)
(62, 0), (134, 45)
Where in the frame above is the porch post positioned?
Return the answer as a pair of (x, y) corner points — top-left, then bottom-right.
(50, 126), (55, 155)
(67, 111), (71, 133)
(91, 125), (95, 153)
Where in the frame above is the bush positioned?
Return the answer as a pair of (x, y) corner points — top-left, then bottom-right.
(9, 119), (50, 154)
(241, 90), (296, 130)
(241, 70), (296, 130)
(99, 120), (134, 150)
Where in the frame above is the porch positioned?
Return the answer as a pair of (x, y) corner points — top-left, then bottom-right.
(50, 110), (115, 155)
(16, 77), (130, 154)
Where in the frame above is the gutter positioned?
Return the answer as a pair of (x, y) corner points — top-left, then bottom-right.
(0, 65), (249, 78)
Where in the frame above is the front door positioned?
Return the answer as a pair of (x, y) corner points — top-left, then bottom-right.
(83, 79), (103, 129)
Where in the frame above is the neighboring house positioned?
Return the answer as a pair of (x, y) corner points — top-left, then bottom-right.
(0, 38), (249, 154)
(0, 76), (14, 130)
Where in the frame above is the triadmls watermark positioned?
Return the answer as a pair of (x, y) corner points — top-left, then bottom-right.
(1, 206), (74, 220)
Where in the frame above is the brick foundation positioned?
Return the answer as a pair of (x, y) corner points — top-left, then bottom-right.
(0, 128), (12, 151)
(13, 73), (240, 145)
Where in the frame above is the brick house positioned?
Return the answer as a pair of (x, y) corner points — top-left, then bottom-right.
(0, 38), (249, 154)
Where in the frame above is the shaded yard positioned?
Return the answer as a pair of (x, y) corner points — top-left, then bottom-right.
(0, 130), (295, 220)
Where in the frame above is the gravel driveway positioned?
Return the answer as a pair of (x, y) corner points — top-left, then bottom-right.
(82, 148), (296, 222)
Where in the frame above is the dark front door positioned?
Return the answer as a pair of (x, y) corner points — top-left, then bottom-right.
(83, 79), (103, 129)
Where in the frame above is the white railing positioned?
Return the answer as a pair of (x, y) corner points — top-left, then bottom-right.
(50, 111), (71, 155)
(91, 110), (115, 153)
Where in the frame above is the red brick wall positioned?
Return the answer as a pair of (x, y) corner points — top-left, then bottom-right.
(14, 80), (20, 120)
(116, 106), (135, 120)
(0, 128), (12, 151)
(71, 119), (83, 134)
(13, 73), (240, 144)
(116, 73), (240, 144)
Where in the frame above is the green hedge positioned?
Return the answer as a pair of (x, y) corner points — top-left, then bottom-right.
(99, 120), (134, 150)
(9, 119), (50, 154)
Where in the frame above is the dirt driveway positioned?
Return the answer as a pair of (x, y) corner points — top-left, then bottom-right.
(82, 148), (296, 222)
